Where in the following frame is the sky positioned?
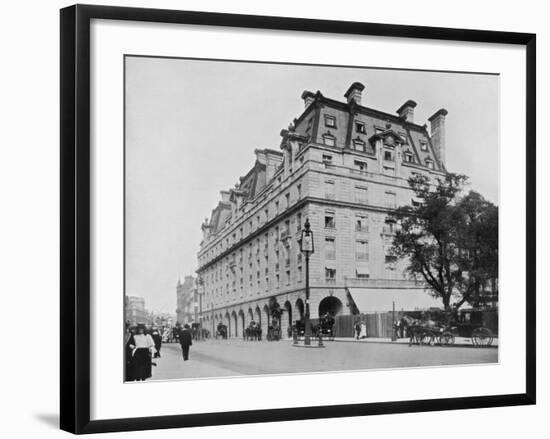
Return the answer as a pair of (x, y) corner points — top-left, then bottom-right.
(125, 56), (499, 314)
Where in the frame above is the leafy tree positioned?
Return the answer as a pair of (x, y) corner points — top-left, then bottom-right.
(386, 173), (497, 312)
(454, 191), (499, 308)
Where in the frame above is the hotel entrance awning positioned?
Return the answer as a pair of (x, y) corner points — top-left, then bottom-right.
(347, 287), (441, 313)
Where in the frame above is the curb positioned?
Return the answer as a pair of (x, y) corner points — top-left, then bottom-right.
(327, 338), (499, 348)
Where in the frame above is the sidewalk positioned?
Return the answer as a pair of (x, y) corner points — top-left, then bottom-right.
(330, 336), (498, 347)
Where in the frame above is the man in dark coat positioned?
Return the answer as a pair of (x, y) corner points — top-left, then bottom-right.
(179, 324), (193, 361)
(151, 326), (162, 358)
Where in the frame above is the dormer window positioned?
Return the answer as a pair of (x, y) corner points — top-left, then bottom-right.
(355, 121), (366, 134)
(324, 115), (337, 128)
(404, 152), (415, 163)
(384, 150), (394, 162)
(420, 141), (428, 151)
(323, 134), (336, 147)
(425, 159), (434, 169)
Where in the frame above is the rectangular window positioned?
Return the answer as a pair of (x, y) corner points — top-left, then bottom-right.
(355, 186), (368, 204)
(286, 270), (291, 285)
(324, 212), (335, 229)
(306, 117), (313, 131)
(355, 214), (368, 232)
(297, 184), (302, 199)
(355, 121), (366, 134)
(355, 240), (369, 261)
(325, 180), (335, 199)
(383, 166), (396, 176)
(420, 141), (428, 151)
(325, 267), (336, 279)
(354, 160), (367, 172)
(298, 266), (303, 282)
(324, 114), (336, 128)
(275, 200), (279, 214)
(296, 213), (302, 232)
(426, 159), (435, 169)
(323, 135), (336, 147)
(322, 154), (333, 163)
(285, 193), (290, 208)
(325, 237), (336, 260)
(276, 274), (280, 288)
(384, 150), (394, 161)
(384, 192), (397, 208)
(404, 152), (415, 163)
(385, 254), (397, 269)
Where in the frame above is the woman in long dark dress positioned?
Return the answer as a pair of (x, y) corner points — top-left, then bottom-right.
(125, 326), (135, 381)
(128, 324), (156, 381)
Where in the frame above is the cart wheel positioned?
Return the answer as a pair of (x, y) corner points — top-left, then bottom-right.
(472, 327), (493, 347)
(440, 332), (455, 346)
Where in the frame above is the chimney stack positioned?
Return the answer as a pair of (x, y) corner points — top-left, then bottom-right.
(344, 82), (365, 105)
(220, 190), (230, 203)
(396, 100), (417, 123)
(301, 90), (315, 109)
(428, 108), (448, 166)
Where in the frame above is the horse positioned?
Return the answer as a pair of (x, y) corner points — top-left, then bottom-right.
(244, 321), (262, 341)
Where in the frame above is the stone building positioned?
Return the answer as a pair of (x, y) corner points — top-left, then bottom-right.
(196, 82), (444, 338)
(125, 296), (147, 326)
(176, 275), (195, 325)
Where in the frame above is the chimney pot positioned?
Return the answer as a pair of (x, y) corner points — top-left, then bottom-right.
(344, 82), (365, 105)
(301, 90), (315, 108)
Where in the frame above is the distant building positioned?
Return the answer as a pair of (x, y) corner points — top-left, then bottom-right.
(196, 82), (445, 338)
(125, 296), (147, 325)
(176, 275), (195, 325)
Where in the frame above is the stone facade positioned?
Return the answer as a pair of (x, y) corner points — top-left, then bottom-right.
(125, 296), (147, 325)
(196, 82), (447, 338)
(176, 275), (195, 325)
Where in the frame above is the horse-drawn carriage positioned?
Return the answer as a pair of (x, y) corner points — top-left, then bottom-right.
(190, 323), (210, 340)
(405, 308), (495, 347)
(266, 320), (281, 341)
(244, 321), (262, 341)
(216, 323), (228, 339)
(292, 314), (336, 341)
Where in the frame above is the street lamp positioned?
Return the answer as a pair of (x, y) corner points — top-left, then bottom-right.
(197, 277), (204, 340)
(298, 218), (314, 345)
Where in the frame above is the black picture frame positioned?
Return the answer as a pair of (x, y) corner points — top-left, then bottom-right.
(60, 4), (536, 434)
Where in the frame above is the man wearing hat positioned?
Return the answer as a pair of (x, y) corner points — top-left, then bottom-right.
(151, 326), (162, 358)
(179, 324), (193, 361)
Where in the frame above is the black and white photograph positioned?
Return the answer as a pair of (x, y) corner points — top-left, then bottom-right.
(124, 57), (499, 382)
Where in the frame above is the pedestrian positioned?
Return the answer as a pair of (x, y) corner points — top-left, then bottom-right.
(151, 326), (162, 358)
(399, 317), (407, 338)
(360, 320), (367, 339)
(127, 323), (156, 381)
(124, 325), (135, 381)
(179, 324), (193, 361)
(354, 321), (361, 340)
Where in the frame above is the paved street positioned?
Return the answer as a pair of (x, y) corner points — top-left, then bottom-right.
(149, 338), (498, 381)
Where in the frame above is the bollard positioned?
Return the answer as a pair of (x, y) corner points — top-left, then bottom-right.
(293, 327), (298, 345)
(318, 331), (324, 347)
